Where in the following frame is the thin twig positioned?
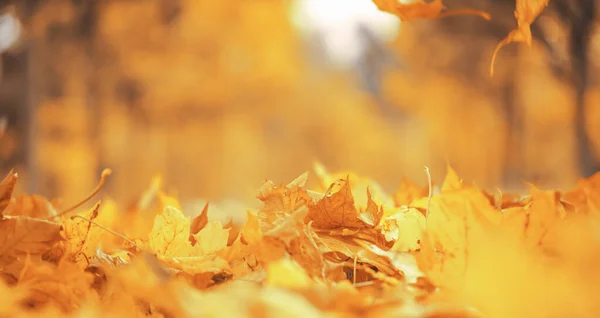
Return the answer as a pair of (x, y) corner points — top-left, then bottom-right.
(50, 169), (112, 219)
(71, 215), (141, 250)
(424, 166), (432, 230)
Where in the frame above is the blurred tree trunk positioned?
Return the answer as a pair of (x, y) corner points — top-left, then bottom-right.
(498, 45), (523, 187)
(20, 0), (100, 199)
(565, 0), (598, 176)
(0, 49), (30, 181)
(395, 0), (598, 185)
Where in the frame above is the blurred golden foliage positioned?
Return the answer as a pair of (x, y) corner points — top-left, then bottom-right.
(22, 0), (433, 205)
(0, 0), (594, 207)
(1, 164), (600, 317)
(1, 0), (600, 316)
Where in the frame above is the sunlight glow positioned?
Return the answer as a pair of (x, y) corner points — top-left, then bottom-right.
(291, 0), (400, 68)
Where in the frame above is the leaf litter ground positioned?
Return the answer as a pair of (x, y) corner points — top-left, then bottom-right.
(1, 163), (600, 318)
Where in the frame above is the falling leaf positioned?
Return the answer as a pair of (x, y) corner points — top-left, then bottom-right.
(372, 0), (490, 22)
(490, 0), (551, 75)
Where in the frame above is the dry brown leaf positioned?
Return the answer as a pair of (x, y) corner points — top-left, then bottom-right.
(60, 201), (103, 267)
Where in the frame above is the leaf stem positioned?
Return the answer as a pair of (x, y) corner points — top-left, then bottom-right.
(52, 169), (112, 219)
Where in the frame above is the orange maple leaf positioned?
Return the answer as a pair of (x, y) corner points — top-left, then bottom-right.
(490, 0), (550, 75)
(372, 0), (491, 22)
(307, 177), (383, 230)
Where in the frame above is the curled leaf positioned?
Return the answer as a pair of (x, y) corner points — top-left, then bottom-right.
(490, 0), (550, 75)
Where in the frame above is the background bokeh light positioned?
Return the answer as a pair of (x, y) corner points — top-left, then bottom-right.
(0, 0), (597, 211)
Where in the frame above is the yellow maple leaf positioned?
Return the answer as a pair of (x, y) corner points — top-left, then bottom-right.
(393, 177), (428, 208)
(257, 172), (315, 231)
(501, 185), (570, 249)
(418, 187), (502, 288)
(381, 207), (425, 252)
(61, 201), (104, 267)
(314, 162), (394, 209)
(441, 164), (463, 193)
(148, 206), (230, 274)
(193, 222), (230, 255)
(266, 258), (312, 289)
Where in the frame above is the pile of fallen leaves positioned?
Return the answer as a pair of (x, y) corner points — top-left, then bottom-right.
(1, 163), (600, 318)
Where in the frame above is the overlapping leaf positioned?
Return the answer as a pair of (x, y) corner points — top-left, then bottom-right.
(1, 164), (600, 317)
